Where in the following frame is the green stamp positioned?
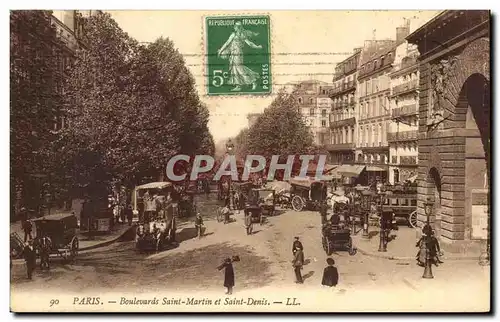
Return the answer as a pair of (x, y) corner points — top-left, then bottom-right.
(205, 15), (271, 95)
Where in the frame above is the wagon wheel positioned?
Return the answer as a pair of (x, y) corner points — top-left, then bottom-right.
(291, 196), (305, 211)
(69, 236), (79, 260)
(408, 210), (418, 228)
(347, 238), (357, 256)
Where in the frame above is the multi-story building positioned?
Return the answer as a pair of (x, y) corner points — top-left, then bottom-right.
(294, 80), (333, 146)
(388, 35), (419, 184)
(356, 39), (397, 183)
(326, 48), (361, 165)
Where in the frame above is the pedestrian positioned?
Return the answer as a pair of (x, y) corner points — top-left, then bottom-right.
(292, 237), (303, 255)
(195, 213), (204, 238)
(233, 191), (240, 213)
(429, 230), (444, 266)
(125, 204), (133, 226)
(292, 247), (304, 284)
(244, 210), (253, 235)
(38, 234), (52, 270)
(321, 258), (339, 287)
(23, 240), (36, 280)
(22, 213), (33, 243)
(217, 258), (235, 295)
(320, 202), (328, 225)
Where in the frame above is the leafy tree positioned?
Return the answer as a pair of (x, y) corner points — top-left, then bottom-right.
(246, 89), (314, 158)
(10, 10), (65, 215)
(234, 128), (250, 159)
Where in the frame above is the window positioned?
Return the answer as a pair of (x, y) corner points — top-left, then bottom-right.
(410, 199), (417, 207)
(380, 56), (385, 66)
(321, 120), (327, 127)
(309, 108), (314, 116)
(322, 89), (326, 95)
(309, 98), (314, 104)
(374, 60), (378, 69)
(360, 126), (364, 145)
(321, 109), (327, 117)
(298, 97), (303, 104)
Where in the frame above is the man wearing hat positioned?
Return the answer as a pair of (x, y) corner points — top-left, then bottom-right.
(217, 257), (235, 295)
(321, 258), (339, 287)
(23, 239), (36, 280)
(292, 237), (303, 256)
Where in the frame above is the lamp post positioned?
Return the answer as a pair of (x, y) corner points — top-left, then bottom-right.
(423, 198), (434, 279)
(378, 194), (387, 252)
(361, 191), (370, 239)
(226, 139), (234, 154)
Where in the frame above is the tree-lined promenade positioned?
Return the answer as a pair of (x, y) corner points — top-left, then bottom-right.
(10, 11), (215, 215)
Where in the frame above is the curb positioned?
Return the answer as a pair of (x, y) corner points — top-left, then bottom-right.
(353, 238), (481, 261)
(79, 225), (136, 252)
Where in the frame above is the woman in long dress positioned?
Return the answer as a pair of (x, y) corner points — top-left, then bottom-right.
(217, 21), (263, 91)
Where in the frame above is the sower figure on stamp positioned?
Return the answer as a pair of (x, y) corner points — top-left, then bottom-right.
(23, 239), (36, 280)
(292, 247), (304, 284)
(217, 21), (263, 92)
(218, 258), (235, 295)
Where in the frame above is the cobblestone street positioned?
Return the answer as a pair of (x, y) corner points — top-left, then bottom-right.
(11, 197), (490, 312)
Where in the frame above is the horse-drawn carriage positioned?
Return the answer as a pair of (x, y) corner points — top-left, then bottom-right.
(381, 184), (418, 228)
(321, 211), (357, 256)
(243, 188), (277, 225)
(133, 182), (177, 251)
(288, 178), (328, 211)
(32, 212), (80, 261)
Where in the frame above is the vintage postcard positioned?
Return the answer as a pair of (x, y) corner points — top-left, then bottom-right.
(9, 9), (491, 313)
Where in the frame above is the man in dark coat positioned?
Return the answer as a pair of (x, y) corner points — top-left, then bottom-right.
(292, 237), (303, 255)
(429, 230), (444, 265)
(23, 240), (36, 280)
(321, 258), (339, 287)
(22, 213), (33, 243)
(125, 204), (133, 226)
(319, 202), (328, 225)
(218, 258), (235, 294)
(292, 248), (304, 284)
(38, 234), (52, 270)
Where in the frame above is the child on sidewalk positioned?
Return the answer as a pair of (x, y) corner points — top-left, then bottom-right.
(321, 258), (339, 287)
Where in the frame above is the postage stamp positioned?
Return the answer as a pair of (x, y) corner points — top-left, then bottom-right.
(205, 15), (271, 96)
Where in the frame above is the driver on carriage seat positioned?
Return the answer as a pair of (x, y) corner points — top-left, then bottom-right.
(330, 213), (341, 226)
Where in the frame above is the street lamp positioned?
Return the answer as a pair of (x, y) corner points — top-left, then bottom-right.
(378, 193), (387, 252)
(423, 198), (434, 279)
(361, 190), (371, 239)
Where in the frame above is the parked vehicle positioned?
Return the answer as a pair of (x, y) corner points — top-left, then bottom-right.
(288, 178), (328, 211)
(32, 212), (79, 262)
(132, 182), (176, 251)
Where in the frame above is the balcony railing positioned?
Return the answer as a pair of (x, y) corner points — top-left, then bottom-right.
(329, 116), (356, 128)
(329, 81), (356, 96)
(400, 156), (418, 165)
(387, 130), (418, 142)
(325, 143), (355, 151)
(392, 80), (418, 96)
(392, 104), (418, 118)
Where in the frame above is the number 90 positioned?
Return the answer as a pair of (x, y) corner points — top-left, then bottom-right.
(50, 299), (59, 307)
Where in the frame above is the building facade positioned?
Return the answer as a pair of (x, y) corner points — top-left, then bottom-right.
(294, 80), (333, 146)
(326, 48), (361, 165)
(388, 39), (420, 184)
(356, 39), (397, 182)
(407, 10), (490, 255)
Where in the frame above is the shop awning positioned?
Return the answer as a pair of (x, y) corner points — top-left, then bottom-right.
(334, 165), (366, 178)
(366, 166), (386, 172)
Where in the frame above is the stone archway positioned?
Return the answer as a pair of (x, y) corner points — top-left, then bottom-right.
(418, 37), (490, 250)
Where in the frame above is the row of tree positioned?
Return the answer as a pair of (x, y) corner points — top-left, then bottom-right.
(10, 11), (215, 214)
(232, 88), (328, 174)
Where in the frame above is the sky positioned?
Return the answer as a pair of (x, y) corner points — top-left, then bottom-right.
(109, 10), (440, 143)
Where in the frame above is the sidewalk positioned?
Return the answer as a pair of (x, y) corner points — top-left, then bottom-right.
(352, 227), (482, 261)
(10, 219), (133, 252)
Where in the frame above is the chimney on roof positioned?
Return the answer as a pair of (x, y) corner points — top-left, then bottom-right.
(396, 19), (411, 44)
